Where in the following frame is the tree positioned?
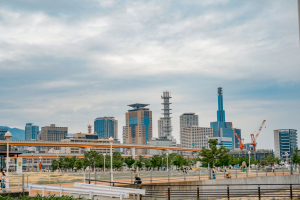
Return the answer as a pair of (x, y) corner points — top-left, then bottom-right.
(135, 155), (144, 169)
(95, 154), (104, 168)
(83, 150), (100, 170)
(150, 155), (162, 169)
(172, 155), (188, 168)
(124, 156), (135, 168)
(68, 156), (77, 170)
(74, 158), (83, 169)
(167, 153), (177, 167)
(113, 152), (123, 169)
(198, 139), (230, 167)
(51, 159), (59, 170)
(144, 159), (152, 168)
(104, 154), (111, 169)
(291, 147), (300, 164)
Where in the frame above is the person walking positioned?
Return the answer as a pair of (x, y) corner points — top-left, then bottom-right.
(1, 172), (6, 189)
(39, 162), (42, 171)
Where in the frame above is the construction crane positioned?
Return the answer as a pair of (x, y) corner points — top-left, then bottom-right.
(228, 122), (244, 151)
(250, 120), (266, 151)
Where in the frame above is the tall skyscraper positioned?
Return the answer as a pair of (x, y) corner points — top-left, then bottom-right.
(274, 129), (298, 160)
(180, 113), (198, 145)
(210, 87), (241, 150)
(25, 123), (39, 141)
(159, 91), (172, 139)
(123, 103), (152, 154)
(94, 117), (118, 139)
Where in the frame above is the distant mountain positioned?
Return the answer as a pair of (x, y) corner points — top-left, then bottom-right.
(0, 126), (25, 140)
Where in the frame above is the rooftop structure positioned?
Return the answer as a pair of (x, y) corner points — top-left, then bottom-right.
(128, 103), (150, 112)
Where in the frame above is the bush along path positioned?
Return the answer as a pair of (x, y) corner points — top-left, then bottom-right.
(0, 194), (86, 200)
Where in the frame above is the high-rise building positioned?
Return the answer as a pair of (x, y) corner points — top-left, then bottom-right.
(94, 117), (118, 139)
(41, 124), (68, 142)
(180, 113), (198, 145)
(181, 127), (213, 155)
(0, 129), (9, 140)
(210, 87), (241, 150)
(123, 103), (152, 154)
(158, 118), (164, 138)
(25, 123), (39, 141)
(274, 129), (298, 160)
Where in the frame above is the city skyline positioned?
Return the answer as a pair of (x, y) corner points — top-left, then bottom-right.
(0, 1), (299, 151)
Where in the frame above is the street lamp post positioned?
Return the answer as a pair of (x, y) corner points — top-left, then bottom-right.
(4, 131), (12, 189)
(32, 153), (34, 171)
(109, 137), (114, 186)
(103, 153), (106, 172)
(248, 151), (251, 172)
(166, 153), (169, 172)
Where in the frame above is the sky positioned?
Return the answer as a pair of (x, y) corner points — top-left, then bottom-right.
(0, 0), (300, 150)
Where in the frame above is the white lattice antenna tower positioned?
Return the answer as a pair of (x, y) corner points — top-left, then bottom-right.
(161, 91), (172, 139)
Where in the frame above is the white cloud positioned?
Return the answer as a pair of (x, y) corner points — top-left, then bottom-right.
(0, 0), (299, 150)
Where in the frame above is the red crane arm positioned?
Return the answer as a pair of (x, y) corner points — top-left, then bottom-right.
(254, 120), (266, 140)
(228, 122), (241, 142)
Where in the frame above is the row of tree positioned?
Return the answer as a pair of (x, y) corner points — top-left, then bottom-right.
(197, 139), (280, 167)
(51, 139), (286, 170)
(51, 151), (195, 171)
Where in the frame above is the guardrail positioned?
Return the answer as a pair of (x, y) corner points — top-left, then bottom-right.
(25, 184), (130, 199)
(74, 183), (145, 195)
(25, 183), (146, 199)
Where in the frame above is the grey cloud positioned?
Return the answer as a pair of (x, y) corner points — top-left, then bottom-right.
(0, 0), (299, 150)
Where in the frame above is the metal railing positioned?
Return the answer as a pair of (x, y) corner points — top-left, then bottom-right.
(0, 174), (30, 193)
(126, 183), (300, 199)
(83, 167), (299, 184)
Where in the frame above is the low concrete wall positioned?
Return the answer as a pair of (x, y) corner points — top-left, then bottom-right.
(125, 174), (300, 200)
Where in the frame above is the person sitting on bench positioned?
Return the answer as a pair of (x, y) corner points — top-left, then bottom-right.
(134, 176), (142, 184)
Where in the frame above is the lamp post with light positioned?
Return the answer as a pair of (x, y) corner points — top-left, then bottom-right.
(32, 153), (34, 171)
(248, 151), (251, 173)
(4, 131), (12, 189)
(109, 137), (114, 185)
(103, 153), (106, 172)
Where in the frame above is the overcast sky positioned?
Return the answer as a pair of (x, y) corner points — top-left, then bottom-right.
(1, 0), (299, 150)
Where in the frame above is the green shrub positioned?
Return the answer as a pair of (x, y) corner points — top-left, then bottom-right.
(0, 194), (85, 200)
